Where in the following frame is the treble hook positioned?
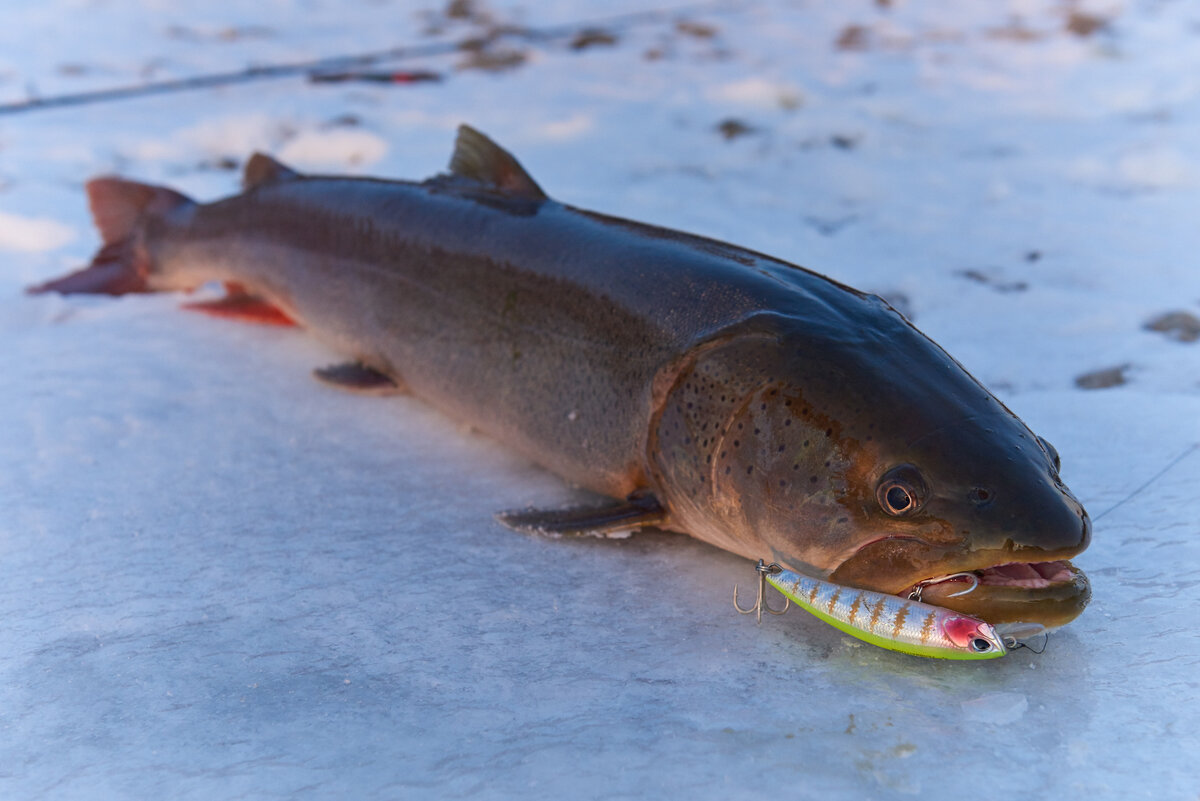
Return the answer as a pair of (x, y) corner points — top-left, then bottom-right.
(908, 572), (979, 602)
(733, 559), (790, 623)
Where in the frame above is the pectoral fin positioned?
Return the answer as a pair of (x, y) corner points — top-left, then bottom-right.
(313, 361), (407, 395)
(495, 491), (665, 538)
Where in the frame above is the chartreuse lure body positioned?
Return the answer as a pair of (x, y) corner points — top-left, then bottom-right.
(762, 564), (1007, 660)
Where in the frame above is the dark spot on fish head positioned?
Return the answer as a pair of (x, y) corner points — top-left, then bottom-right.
(967, 486), (991, 506)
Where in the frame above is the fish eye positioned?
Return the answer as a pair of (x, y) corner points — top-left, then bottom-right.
(875, 465), (927, 517)
(886, 485), (912, 511)
(1037, 436), (1061, 472)
(970, 638), (994, 653)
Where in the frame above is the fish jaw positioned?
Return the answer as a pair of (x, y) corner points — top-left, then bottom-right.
(904, 560), (1090, 629)
(828, 531), (1092, 628)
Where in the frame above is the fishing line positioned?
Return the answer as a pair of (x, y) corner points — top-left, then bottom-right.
(1092, 442), (1198, 522)
(1005, 634), (1048, 655)
(0, 1), (734, 117)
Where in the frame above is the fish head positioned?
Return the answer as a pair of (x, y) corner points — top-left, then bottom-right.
(650, 305), (1091, 628)
(824, 413), (1091, 629)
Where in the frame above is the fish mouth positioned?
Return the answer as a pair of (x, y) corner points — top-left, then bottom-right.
(903, 559), (1090, 629)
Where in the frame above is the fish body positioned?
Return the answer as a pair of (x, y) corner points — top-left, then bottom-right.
(32, 126), (1092, 633)
(763, 565), (1006, 660)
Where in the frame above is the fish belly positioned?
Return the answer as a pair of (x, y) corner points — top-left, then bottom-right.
(153, 180), (694, 496)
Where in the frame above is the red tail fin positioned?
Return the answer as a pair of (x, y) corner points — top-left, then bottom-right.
(27, 177), (193, 295)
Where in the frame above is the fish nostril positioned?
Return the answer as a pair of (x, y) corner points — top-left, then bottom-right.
(968, 487), (992, 506)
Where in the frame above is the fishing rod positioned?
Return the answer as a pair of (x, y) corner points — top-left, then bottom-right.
(0, 2), (730, 117)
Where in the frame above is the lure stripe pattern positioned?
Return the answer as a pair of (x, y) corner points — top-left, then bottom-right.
(765, 565), (1007, 660)
(891, 603), (909, 640)
(847, 593), (863, 626)
(919, 611), (936, 645)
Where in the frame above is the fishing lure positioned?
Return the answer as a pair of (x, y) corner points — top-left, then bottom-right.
(735, 561), (1008, 660)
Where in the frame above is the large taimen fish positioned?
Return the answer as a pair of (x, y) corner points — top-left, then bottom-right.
(31, 125), (1091, 635)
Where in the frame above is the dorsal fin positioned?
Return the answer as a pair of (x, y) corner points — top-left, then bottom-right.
(448, 125), (547, 200)
(242, 153), (301, 191)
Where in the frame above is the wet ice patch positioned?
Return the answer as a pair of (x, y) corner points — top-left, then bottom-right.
(0, 210), (74, 252)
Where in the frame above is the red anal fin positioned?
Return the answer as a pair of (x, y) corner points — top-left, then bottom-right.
(182, 285), (296, 326)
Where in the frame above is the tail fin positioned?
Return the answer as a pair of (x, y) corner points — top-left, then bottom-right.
(27, 177), (193, 295)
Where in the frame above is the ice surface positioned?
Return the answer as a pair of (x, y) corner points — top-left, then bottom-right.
(2, 1), (1199, 799)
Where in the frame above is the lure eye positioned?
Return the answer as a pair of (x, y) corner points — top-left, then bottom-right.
(1037, 436), (1061, 472)
(970, 638), (994, 653)
(876, 465), (927, 517)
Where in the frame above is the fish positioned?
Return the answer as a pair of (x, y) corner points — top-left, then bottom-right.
(30, 125), (1091, 632)
(758, 563), (1008, 659)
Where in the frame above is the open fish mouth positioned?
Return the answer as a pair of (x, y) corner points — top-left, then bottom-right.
(904, 559), (1090, 629)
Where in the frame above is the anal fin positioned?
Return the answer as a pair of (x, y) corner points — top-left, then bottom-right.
(496, 491), (665, 538)
(314, 362), (406, 395)
(182, 283), (295, 326)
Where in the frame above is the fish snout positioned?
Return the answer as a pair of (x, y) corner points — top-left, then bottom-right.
(984, 483), (1091, 561)
(1052, 490), (1091, 555)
